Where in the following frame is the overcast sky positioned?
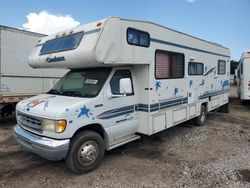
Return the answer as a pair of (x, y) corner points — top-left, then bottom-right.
(0, 0), (249, 60)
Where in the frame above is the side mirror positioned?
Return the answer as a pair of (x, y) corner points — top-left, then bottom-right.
(120, 78), (132, 94)
(107, 78), (133, 98)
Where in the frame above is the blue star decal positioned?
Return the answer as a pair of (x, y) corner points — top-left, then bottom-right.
(78, 105), (90, 118)
(199, 79), (205, 86)
(189, 80), (193, 88)
(155, 81), (161, 91)
(174, 88), (179, 96)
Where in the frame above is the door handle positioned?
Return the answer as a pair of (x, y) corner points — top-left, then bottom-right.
(135, 105), (138, 111)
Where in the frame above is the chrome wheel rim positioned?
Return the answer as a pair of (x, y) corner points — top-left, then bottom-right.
(78, 141), (98, 165)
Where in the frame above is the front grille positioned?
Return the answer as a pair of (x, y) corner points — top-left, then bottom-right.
(17, 112), (43, 132)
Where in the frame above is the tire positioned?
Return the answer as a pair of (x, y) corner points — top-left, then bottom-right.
(238, 91), (241, 99)
(224, 103), (229, 113)
(241, 99), (246, 105)
(66, 131), (105, 174)
(193, 105), (207, 126)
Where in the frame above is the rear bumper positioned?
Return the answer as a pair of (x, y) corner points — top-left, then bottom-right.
(13, 124), (70, 161)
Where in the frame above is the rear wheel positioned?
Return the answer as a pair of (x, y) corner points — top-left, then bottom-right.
(193, 105), (207, 126)
(66, 131), (105, 174)
(223, 103), (229, 113)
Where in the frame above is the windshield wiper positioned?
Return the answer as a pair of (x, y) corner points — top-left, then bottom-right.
(47, 89), (61, 95)
(48, 89), (94, 98)
(61, 91), (83, 97)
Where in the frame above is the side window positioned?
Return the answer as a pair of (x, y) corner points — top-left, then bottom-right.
(218, 60), (226, 75)
(155, 52), (171, 78)
(155, 50), (184, 79)
(127, 28), (150, 47)
(40, 32), (84, 55)
(188, 62), (204, 75)
(110, 70), (134, 95)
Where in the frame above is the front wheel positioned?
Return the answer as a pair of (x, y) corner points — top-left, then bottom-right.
(193, 105), (207, 126)
(66, 131), (105, 174)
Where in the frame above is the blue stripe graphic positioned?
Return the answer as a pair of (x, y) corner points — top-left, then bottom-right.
(84, 28), (101, 35)
(151, 38), (230, 58)
(96, 90), (228, 119)
(96, 105), (134, 119)
(150, 97), (188, 112)
(199, 89), (229, 99)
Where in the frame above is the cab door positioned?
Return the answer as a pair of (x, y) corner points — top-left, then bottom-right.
(98, 69), (139, 141)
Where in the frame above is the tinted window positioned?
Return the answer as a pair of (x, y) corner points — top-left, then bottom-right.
(188, 62), (204, 75)
(172, 54), (184, 78)
(40, 32), (84, 55)
(155, 50), (184, 79)
(127, 28), (150, 47)
(218, 60), (226, 75)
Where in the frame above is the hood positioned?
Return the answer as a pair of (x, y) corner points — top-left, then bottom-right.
(16, 94), (92, 119)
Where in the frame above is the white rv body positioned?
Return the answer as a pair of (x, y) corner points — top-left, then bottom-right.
(13, 17), (230, 173)
(0, 26), (67, 113)
(237, 50), (250, 101)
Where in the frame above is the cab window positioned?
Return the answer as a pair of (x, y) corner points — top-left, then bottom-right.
(110, 70), (134, 95)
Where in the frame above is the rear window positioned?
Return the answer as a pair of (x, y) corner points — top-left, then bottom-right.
(40, 32), (84, 55)
(188, 62), (204, 75)
(218, 60), (226, 75)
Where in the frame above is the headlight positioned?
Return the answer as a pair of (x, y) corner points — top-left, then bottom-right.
(43, 119), (67, 133)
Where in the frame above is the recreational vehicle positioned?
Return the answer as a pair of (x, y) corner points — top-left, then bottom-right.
(13, 17), (230, 173)
(237, 50), (250, 102)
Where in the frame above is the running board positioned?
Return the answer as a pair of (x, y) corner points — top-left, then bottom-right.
(108, 134), (140, 150)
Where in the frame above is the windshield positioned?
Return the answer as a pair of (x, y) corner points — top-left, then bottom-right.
(40, 32), (84, 55)
(48, 68), (111, 98)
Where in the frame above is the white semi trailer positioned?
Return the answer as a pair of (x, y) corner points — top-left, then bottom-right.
(0, 25), (66, 116)
(13, 17), (230, 173)
(237, 50), (250, 102)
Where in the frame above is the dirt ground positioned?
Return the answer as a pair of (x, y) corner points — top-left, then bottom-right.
(0, 86), (249, 188)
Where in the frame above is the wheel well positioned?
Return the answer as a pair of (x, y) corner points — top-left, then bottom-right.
(0, 103), (16, 116)
(73, 124), (108, 149)
(201, 102), (208, 111)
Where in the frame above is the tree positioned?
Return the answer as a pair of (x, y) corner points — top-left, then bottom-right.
(230, 60), (239, 74)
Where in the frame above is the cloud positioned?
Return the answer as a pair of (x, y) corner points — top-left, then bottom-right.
(22, 10), (80, 35)
(185, 0), (197, 3)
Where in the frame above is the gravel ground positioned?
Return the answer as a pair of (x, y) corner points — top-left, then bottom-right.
(0, 86), (249, 188)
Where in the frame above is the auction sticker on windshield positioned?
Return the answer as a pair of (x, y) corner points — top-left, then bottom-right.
(85, 79), (98, 84)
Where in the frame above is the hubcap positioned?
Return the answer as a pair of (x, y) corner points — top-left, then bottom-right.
(78, 141), (98, 165)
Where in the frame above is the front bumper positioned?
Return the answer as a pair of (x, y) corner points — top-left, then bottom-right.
(13, 125), (70, 161)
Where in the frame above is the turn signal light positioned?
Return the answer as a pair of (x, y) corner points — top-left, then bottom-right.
(56, 120), (67, 133)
